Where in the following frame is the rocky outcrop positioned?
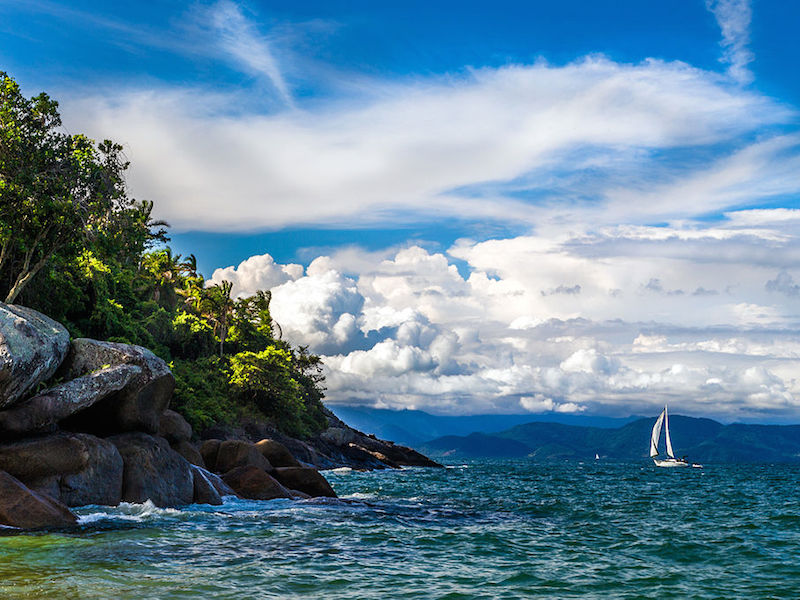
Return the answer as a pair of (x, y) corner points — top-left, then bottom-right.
(0, 303), (70, 408)
(60, 339), (174, 434)
(271, 467), (337, 498)
(0, 433), (123, 507)
(214, 440), (273, 474)
(0, 364), (141, 434)
(0, 470), (77, 529)
(191, 465), (223, 506)
(255, 439), (302, 468)
(158, 409), (192, 444)
(221, 466), (292, 500)
(110, 433), (193, 507)
(172, 440), (205, 468)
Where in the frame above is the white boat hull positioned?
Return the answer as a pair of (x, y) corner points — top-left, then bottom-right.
(653, 458), (689, 468)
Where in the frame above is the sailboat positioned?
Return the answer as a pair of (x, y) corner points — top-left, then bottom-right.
(649, 405), (689, 467)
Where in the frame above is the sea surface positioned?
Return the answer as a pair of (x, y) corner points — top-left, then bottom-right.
(2, 460), (799, 599)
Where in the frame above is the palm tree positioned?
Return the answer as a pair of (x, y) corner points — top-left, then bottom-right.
(198, 280), (234, 357)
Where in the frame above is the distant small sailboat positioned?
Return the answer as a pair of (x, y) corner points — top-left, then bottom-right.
(595, 453), (600, 460)
(649, 405), (697, 468)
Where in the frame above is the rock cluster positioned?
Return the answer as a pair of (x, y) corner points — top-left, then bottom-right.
(0, 303), (340, 530)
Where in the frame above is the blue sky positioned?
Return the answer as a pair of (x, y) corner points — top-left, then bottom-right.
(3, 1), (800, 420)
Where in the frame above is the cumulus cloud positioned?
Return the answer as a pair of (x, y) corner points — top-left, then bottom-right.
(207, 218), (800, 421)
(766, 270), (800, 297)
(210, 253), (302, 298)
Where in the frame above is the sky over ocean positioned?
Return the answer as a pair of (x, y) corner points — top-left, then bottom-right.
(3, 0), (800, 421)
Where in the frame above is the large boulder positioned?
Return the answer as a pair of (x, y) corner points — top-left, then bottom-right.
(172, 440), (206, 468)
(158, 409), (193, 444)
(0, 364), (141, 434)
(200, 439), (222, 471)
(221, 466), (292, 500)
(110, 432), (193, 507)
(0, 433), (124, 507)
(255, 439), (302, 468)
(0, 470), (77, 529)
(209, 440), (273, 474)
(0, 303), (70, 409)
(271, 467), (337, 498)
(190, 465), (222, 506)
(60, 339), (175, 434)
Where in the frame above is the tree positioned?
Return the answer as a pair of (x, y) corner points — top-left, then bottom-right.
(0, 71), (131, 303)
(198, 280), (234, 357)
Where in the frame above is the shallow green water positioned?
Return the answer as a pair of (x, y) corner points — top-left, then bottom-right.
(1, 461), (799, 599)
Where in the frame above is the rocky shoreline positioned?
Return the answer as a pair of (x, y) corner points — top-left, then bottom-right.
(0, 302), (439, 530)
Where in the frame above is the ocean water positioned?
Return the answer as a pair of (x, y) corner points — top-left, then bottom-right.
(2, 460), (799, 599)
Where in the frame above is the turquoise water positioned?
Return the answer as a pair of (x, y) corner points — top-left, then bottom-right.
(2, 460), (799, 599)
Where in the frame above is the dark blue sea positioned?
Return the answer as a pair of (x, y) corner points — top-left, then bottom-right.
(2, 460), (799, 599)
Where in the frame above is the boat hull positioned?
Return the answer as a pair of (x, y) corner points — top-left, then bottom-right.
(653, 458), (689, 468)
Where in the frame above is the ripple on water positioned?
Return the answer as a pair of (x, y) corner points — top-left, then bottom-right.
(1, 461), (799, 599)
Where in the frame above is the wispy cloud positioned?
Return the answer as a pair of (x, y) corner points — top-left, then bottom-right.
(209, 1), (294, 107)
(705, 0), (755, 84)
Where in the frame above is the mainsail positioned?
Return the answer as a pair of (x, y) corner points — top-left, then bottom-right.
(664, 405), (675, 458)
(650, 409), (665, 457)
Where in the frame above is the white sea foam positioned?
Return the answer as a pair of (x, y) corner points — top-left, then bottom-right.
(77, 500), (183, 524)
(330, 467), (353, 474)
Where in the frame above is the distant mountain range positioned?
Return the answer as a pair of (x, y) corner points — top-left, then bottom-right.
(329, 406), (639, 448)
(419, 416), (800, 463)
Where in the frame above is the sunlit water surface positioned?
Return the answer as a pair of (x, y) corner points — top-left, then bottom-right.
(1, 461), (799, 599)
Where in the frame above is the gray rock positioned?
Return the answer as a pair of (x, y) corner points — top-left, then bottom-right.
(0, 364), (141, 434)
(221, 466), (292, 500)
(255, 438), (302, 468)
(210, 440), (272, 474)
(0, 470), (77, 529)
(61, 339), (175, 434)
(0, 303), (70, 409)
(0, 433), (123, 507)
(158, 409), (192, 444)
(272, 467), (337, 498)
(172, 440), (206, 468)
(320, 426), (356, 446)
(190, 465), (222, 505)
(110, 432), (193, 507)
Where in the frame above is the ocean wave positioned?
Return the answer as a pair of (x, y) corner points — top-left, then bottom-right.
(77, 500), (183, 524)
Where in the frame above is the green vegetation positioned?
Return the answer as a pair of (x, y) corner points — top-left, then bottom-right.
(0, 71), (327, 438)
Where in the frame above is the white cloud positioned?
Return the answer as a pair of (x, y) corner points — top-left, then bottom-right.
(62, 56), (793, 233)
(209, 253), (302, 298)
(208, 217), (800, 420)
(705, 0), (754, 84)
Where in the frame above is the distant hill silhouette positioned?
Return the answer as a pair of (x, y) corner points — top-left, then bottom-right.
(421, 415), (800, 463)
(329, 406), (638, 447)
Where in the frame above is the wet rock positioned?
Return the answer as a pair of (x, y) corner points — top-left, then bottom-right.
(200, 439), (221, 470)
(191, 465), (222, 506)
(221, 465), (292, 501)
(173, 440), (205, 468)
(158, 409), (192, 444)
(0, 470), (77, 529)
(0, 433), (124, 507)
(0, 303), (70, 409)
(60, 339), (175, 434)
(271, 467), (337, 498)
(0, 364), (141, 434)
(255, 439), (302, 468)
(110, 432), (193, 507)
(211, 440), (272, 475)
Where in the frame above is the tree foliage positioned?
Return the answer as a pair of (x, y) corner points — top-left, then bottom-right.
(0, 72), (327, 437)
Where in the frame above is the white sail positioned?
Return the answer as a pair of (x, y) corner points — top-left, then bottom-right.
(664, 405), (675, 458)
(650, 409), (665, 457)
